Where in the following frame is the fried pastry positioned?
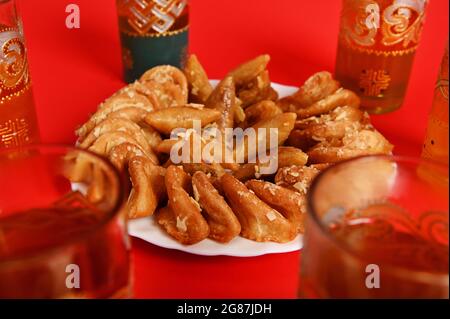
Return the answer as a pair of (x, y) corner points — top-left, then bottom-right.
(231, 147), (307, 181)
(76, 99), (154, 139)
(184, 54), (213, 104)
(140, 123), (163, 151)
(182, 163), (225, 178)
(234, 112), (297, 164)
(140, 65), (188, 106)
(86, 163), (106, 203)
(308, 129), (394, 163)
(277, 146), (309, 168)
(253, 112), (297, 145)
(78, 118), (156, 159)
(232, 163), (259, 181)
(192, 171), (241, 243)
(108, 142), (147, 171)
(70, 131), (143, 184)
(221, 174), (297, 243)
(143, 81), (187, 109)
(73, 54), (395, 246)
(275, 164), (330, 195)
(206, 76), (236, 132)
(227, 54), (270, 87)
(101, 83), (160, 111)
(234, 103), (246, 124)
(156, 166), (210, 245)
(156, 139), (178, 154)
(128, 156), (166, 218)
(79, 131), (159, 203)
(145, 106), (221, 134)
(238, 70), (278, 107)
(246, 180), (306, 233)
(292, 106), (366, 146)
(296, 88), (360, 119)
(278, 71), (340, 112)
(285, 129), (314, 151)
(240, 100), (282, 128)
(88, 131), (155, 161)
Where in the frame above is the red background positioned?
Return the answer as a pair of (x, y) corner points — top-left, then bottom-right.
(18, 0), (448, 298)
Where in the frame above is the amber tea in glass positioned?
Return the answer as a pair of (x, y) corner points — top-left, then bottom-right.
(0, 146), (131, 298)
(335, 0), (428, 114)
(300, 156), (448, 298)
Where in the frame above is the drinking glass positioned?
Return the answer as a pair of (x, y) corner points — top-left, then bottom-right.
(0, 145), (131, 298)
(422, 42), (449, 165)
(116, 0), (189, 83)
(335, 0), (429, 114)
(0, 0), (40, 149)
(299, 155), (449, 298)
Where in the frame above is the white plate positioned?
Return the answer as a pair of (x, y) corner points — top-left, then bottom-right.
(129, 218), (302, 257)
(129, 81), (303, 257)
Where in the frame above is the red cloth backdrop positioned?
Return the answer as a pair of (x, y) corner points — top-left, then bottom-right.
(18, 0), (449, 298)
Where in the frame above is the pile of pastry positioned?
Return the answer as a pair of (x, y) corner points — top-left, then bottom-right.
(72, 54), (393, 245)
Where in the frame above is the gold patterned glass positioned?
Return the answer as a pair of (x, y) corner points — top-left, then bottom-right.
(0, 0), (39, 150)
(299, 156), (448, 298)
(116, 0), (189, 83)
(335, 0), (429, 114)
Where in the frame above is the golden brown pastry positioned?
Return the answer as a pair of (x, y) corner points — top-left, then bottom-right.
(156, 166), (210, 245)
(246, 180), (307, 233)
(128, 156), (166, 218)
(227, 54), (270, 87)
(220, 174), (297, 243)
(296, 88), (360, 119)
(145, 106), (221, 134)
(78, 118), (157, 161)
(237, 70), (278, 107)
(307, 129), (394, 163)
(192, 171), (241, 243)
(291, 106), (366, 147)
(76, 94), (155, 139)
(205, 76), (236, 132)
(239, 100), (282, 128)
(278, 71), (340, 111)
(72, 55), (395, 247)
(140, 65), (188, 107)
(184, 54), (213, 104)
(275, 164), (330, 194)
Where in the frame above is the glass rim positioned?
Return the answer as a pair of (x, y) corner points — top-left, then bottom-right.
(0, 143), (128, 265)
(307, 154), (449, 285)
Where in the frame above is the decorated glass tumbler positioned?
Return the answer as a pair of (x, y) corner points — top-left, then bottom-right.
(116, 0), (189, 83)
(299, 155), (448, 298)
(0, 145), (131, 298)
(335, 0), (429, 114)
(0, 0), (40, 150)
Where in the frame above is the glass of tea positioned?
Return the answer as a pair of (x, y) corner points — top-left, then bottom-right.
(299, 155), (449, 298)
(0, 0), (40, 149)
(335, 0), (429, 114)
(0, 145), (131, 298)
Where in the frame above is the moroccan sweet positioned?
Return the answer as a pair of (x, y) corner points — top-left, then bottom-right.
(72, 55), (393, 245)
